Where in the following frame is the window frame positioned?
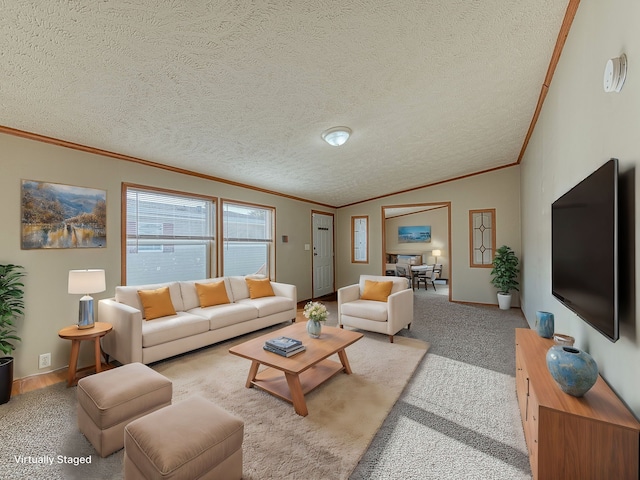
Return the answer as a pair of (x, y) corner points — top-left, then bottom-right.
(122, 183), (217, 285)
(221, 199), (276, 279)
(469, 208), (496, 268)
(351, 215), (369, 264)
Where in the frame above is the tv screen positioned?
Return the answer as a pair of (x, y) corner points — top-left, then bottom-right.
(551, 158), (619, 342)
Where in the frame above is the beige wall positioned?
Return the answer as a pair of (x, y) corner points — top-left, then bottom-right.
(336, 165), (521, 305)
(520, 0), (640, 416)
(385, 207), (449, 278)
(0, 133), (334, 379)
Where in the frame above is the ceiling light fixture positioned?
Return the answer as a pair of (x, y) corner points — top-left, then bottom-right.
(321, 126), (352, 147)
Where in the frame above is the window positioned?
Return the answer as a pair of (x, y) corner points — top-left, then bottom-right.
(469, 209), (496, 267)
(351, 216), (368, 263)
(222, 201), (274, 277)
(124, 185), (216, 284)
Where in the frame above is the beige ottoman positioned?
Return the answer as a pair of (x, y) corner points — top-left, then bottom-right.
(124, 396), (244, 480)
(77, 362), (172, 458)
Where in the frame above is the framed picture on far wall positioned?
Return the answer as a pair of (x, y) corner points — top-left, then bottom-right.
(21, 180), (107, 249)
(398, 225), (431, 243)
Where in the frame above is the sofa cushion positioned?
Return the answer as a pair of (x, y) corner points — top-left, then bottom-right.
(341, 299), (389, 322)
(141, 312), (210, 348)
(237, 296), (295, 318)
(179, 278), (233, 311)
(228, 275), (266, 301)
(361, 280), (394, 302)
(245, 277), (275, 299)
(188, 303), (258, 329)
(116, 282), (184, 313)
(137, 286), (177, 320)
(196, 281), (231, 307)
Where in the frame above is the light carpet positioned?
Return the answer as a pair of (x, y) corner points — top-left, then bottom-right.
(350, 287), (532, 479)
(0, 326), (428, 480)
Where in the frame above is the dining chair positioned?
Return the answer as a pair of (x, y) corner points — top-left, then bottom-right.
(395, 265), (413, 290)
(416, 267), (437, 291)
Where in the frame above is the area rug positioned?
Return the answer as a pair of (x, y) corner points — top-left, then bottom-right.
(0, 327), (428, 480)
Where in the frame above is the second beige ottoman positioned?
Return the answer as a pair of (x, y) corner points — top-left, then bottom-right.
(77, 362), (172, 457)
(124, 395), (244, 480)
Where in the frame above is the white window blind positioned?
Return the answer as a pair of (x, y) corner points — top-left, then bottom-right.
(222, 202), (274, 277)
(125, 187), (215, 284)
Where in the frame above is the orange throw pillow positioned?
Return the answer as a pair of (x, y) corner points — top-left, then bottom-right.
(137, 286), (176, 320)
(195, 281), (230, 307)
(245, 277), (275, 299)
(361, 280), (394, 302)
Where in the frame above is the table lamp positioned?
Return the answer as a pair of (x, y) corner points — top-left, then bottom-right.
(432, 250), (441, 264)
(68, 269), (106, 329)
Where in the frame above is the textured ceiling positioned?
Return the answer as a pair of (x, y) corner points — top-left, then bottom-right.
(0, 1), (569, 207)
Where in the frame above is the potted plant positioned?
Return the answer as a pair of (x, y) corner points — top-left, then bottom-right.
(0, 264), (25, 404)
(490, 245), (519, 310)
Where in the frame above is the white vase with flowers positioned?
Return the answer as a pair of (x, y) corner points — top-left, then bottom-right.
(303, 301), (328, 338)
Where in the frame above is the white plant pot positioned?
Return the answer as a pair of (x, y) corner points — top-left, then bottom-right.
(497, 293), (512, 310)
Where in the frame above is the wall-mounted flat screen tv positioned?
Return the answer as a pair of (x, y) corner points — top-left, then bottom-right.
(551, 158), (619, 342)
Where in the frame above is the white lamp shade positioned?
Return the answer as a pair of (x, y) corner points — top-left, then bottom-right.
(432, 250), (442, 257)
(68, 269), (106, 295)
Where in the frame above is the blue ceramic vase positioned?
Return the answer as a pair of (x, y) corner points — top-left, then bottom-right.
(307, 319), (322, 338)
(546, 345), (598, 397)
(536, 311), (554, 338)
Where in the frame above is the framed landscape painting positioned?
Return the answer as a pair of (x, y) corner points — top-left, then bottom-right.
(398, 225), (431, 243)
(21, 180), (107, 249)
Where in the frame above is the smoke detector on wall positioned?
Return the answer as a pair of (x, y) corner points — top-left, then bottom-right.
(603, 54), (627, 93)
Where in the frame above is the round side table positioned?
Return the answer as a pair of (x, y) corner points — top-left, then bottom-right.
(58, 321), (113, 387)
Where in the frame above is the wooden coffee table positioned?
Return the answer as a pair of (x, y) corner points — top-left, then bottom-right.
(229, 322), (363, 416)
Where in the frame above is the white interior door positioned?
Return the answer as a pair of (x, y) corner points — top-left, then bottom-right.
(312, 212), (334, 298)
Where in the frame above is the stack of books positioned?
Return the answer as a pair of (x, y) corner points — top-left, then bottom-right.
(263, 336), (306, 357)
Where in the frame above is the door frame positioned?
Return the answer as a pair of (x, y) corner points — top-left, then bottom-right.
(382, 202), (452, 302)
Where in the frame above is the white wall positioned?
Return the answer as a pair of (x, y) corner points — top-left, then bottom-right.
(520, 0), (640, 417)
(336, 166), (521, 305)
(0, 133), (334, 379)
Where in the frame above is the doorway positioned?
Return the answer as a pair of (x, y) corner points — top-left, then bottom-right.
(382, 203), (452, 301)
(312, 211), (334, 298)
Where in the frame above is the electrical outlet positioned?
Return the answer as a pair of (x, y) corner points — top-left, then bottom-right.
(38, 353), (51, 369)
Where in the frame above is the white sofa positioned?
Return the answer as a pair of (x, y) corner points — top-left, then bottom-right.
(337, 275), (413, 343)
(98, 276), (297, 365)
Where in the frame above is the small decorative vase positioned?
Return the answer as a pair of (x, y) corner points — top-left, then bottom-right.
(546, 345), (598, 397)
(307, 319), (322, 338)
(535, 311), (554, 338)
(553, 333), (575, 346)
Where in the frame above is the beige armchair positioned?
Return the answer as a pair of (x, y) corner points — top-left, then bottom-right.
(338, 275), (413, 343)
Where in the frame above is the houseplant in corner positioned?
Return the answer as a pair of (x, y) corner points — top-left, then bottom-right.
(0, 264), (26, 404)
(490, 245), (519, 310)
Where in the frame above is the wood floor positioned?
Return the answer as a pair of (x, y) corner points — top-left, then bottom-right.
(11, 362), (115, 397)
(12, 299), (331, 397)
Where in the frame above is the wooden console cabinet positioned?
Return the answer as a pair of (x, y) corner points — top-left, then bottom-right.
(515, 328), (639, 479)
